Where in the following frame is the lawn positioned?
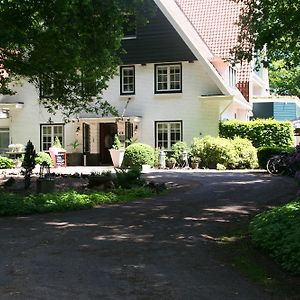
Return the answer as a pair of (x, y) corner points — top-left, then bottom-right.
(0, 187), (154, 216)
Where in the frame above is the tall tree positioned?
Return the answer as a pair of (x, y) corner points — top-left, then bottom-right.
(0, 0), (154, 116)
(232, 0), (300, 68)
(269, 61), (300, 97)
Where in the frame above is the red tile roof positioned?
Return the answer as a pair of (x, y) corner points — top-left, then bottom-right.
(174, 0), (250, 98)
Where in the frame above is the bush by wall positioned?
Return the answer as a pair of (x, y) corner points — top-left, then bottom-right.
(35, 152), (53, 166)
(250, 201), (300, 274)
(171, 141), (188, 164)
(219, 119), (295, 148)
(190, 136), (258, 169)
(232, 137), (258, 169)
(257, 146), (294, 169)
(123, 143), (155, 168)
(0, 156), (15, 169)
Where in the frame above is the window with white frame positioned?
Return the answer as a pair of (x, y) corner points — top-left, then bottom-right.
(0, 128), (9, 152)
(120, 66), (135, 95)
(41, 124), (64, 151)
(229, 66), (237, 88)
(155, 121), (182, 149)
(155, 64), (182, 93)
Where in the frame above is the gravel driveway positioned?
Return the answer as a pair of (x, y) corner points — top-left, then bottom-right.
(0, 170), (297, 300)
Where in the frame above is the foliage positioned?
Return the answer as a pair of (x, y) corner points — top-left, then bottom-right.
(112, 134), (123, 150)
(232, 0), (300, 68)
(257, 146), (294, 169)
(21, 140), (36, 190)
(216, 163), (226, 171)
(250, 201), (300, 274)
(219, 119), (295, 148)
(0, 0), (155, 116)
(35, 152), (53, 166)
(0, 187), (154, 216)
(190, 136), (238, 169)
(0, 156), (14, 169)
(269, 60), (300, 97)
(123, 143), (155, 168)
(166, 156), (176, 167)
(231, 137), (258, 169)
(52, 136), (62, 149)
(171, 141), (188, 164)
(114, 168), (145, 189)
(190, 136), (258, 169)
(68, 139), (81, 151)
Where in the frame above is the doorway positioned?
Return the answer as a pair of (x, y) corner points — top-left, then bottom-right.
(100, 123), (117, 164)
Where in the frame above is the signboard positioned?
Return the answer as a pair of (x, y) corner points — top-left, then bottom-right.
(49, 147), (67, 168)
(55, 152), (66, 167)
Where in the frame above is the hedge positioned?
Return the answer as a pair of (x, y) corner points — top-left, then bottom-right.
(219, 119), (294, 148)
(257, 146), (294, 169)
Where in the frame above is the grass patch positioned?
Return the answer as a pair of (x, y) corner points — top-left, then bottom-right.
(0, 187), (154, 216)
(250, 200), (300, 275)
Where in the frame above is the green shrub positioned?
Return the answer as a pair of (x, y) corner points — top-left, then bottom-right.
(123, 143), (155, 168)
(219, 119), (295, 148)
(0, 187), (154, 216)
(250, 201), (300, 274)
(35, 152), (53, 166)
(190, 136), (238, 169)
(114, 168), (145, 188)
(171, 141), (188, 164)
(257, 146), (294, 169)
(231, 137), (258, 169)
(0, 156), (14, 169)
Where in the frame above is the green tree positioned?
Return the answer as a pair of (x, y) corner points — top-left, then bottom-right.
(22, 140), (36, 190)
(0, 0), (154, 116)
(269, 60), (300, 97)
(232, 0), (300, 68)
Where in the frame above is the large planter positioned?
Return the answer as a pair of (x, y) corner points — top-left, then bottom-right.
(109, 149), (125, 167)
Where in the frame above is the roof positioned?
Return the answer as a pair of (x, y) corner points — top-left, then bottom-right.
(173, 0), (251, 99)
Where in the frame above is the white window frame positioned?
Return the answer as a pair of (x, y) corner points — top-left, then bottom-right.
(155, 121), (182, 149)
(155, 64), (182, 93)
(229, 66), (237, 88)
(41, 124), (64, 151)
(120, 66), (135, 95)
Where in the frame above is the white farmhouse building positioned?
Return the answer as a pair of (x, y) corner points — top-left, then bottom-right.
(0, 0), (269, 165)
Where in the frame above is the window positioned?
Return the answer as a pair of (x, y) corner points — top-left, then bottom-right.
(0, 128), (9, 152)
(155, 121), (182, 149)
(122, 14), (137, 39)
(120, 66), (135, 95)
(155, 64), (182, 93)
(229, 66), (237, 88)
(41, 124), (64, 151)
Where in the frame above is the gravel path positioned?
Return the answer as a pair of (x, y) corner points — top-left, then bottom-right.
(0, 170), (297, 300)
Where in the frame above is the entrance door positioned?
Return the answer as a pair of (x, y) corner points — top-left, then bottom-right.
(100, 123), (117, 164)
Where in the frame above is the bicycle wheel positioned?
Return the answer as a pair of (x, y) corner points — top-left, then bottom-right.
(266, 157), (286, 175)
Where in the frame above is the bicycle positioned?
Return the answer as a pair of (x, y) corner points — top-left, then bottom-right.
(266, 152), (290, 175)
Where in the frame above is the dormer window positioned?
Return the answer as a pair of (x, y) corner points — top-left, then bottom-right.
(122, 14), (137, 39)
(229, 66), (237, 88)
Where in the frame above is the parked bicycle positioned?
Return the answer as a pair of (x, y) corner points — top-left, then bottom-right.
(266, 152), (291, 175)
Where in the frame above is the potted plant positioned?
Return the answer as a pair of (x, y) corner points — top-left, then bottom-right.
(166, 156), (176, 169)
(109, 135), (125, 167)
(190, 156), (200, 169)
(67, 139), (83, 166)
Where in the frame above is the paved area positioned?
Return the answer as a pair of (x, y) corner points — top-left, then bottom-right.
(0, 170), (298, 299)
